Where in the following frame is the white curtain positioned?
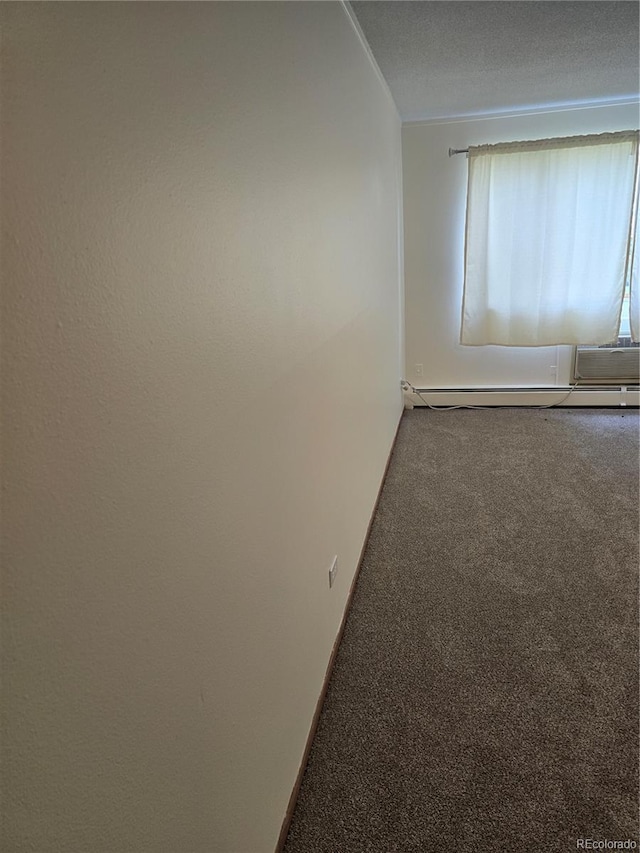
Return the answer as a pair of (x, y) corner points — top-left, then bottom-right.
(461, 131), (639, 346)
(630, 178), (639, 342)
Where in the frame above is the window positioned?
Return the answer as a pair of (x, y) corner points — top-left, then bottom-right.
(618, 281), (632, 340)
(460, 131), (639, 347)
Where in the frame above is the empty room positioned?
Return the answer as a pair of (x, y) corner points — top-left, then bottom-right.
(1, 2), (638, 852)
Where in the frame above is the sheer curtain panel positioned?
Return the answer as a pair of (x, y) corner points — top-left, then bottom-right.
(461, 131), (639, 346)
(629, 180), (639, 342)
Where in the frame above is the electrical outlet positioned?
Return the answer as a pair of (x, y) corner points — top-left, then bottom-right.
(415, 363), (423, 377)
(329, 555), (338, 588)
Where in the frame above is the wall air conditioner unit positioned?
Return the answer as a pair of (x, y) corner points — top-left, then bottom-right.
(573, 340), (640, 384)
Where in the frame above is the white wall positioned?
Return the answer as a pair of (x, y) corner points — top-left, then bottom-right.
(403, 102), (639, 389)
(0, 4), (403, 851)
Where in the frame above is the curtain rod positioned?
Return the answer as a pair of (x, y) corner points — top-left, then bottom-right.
(449, 131), (638, 158)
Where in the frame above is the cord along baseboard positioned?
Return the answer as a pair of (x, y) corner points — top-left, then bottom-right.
(406, 386), (639, 407)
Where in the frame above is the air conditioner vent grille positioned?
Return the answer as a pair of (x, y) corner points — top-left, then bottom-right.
(574, 347), (640, 383)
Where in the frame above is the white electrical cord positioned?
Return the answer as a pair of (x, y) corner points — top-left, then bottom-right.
(401, 380), (579, 410)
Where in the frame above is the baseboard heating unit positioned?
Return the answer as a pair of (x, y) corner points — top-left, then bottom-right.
(407, 386), (640, 407)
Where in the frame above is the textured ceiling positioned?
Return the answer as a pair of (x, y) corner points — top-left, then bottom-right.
(350, 1), (640, 122)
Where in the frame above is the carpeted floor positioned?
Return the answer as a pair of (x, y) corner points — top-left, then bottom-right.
(283, 408), (640, 853)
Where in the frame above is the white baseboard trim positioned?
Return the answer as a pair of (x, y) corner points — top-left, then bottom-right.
(407, 386), (640, 408)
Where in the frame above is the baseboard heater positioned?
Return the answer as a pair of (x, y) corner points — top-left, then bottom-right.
(409, 385), (639, 407)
